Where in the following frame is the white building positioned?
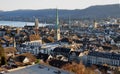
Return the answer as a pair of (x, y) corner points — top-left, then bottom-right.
(86, 51), (120, 68)
(18, 41), (42, 55)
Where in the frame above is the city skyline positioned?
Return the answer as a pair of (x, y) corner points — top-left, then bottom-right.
(0, 0), (119, 11)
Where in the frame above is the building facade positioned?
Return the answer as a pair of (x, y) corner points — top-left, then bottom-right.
(86, 51), (120, 67)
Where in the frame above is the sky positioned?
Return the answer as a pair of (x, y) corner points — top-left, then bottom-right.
(0, 0), (119, 11)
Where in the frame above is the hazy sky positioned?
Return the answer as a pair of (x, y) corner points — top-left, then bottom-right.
(0, 0), (119, 11)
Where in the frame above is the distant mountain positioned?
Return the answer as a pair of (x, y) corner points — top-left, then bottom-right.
(0, 4), (119, 23)
(0, 10), (3, 13)
(80, 4), (120, 18)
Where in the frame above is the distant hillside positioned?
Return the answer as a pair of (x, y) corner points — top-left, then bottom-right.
(0, 4), (119, 23)
(0, 11), (3, 13)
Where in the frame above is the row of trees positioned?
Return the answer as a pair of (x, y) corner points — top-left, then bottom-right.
(62, 62), (109, 74)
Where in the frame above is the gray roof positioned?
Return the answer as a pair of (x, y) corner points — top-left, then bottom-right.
(5, 64), (73, 74)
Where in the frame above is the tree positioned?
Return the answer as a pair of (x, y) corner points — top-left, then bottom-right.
(62, 62), (100, 74)
(47, 36), (54, 42)
(1, 56), (6, 65)
(62, 62), (85, 74)
(0, 45), (6, 65)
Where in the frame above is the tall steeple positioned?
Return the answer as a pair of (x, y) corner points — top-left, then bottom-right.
(56, 9), (60, 41)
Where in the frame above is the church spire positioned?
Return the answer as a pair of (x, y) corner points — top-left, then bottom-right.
(56, 9), (59, 29)
(56, 9), (60, 41)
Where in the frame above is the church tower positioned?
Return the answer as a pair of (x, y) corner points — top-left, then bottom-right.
(35, 18), (39, 34)
(35, 18), (39, 29)
(94, 20), (98, 29)
(13, 38), (16, 48)
(56, 9), (60, 41)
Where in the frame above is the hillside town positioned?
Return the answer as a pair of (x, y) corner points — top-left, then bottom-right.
(0, 9), (119, 74)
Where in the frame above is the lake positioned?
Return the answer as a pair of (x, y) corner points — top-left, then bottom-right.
(0, 21), (52, 27)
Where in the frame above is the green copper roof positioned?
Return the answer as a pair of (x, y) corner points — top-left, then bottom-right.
(56, 9), (59, 29)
